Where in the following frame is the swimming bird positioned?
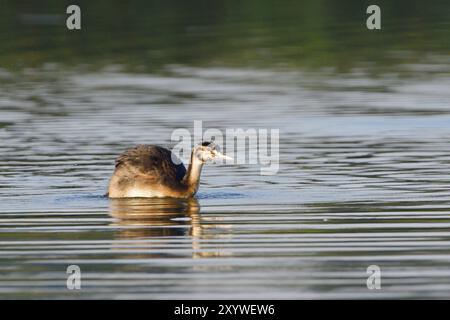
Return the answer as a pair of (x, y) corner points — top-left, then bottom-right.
(107, 142), (231, 198)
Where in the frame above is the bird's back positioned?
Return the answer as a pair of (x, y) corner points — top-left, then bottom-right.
(108, 145), (187, 197)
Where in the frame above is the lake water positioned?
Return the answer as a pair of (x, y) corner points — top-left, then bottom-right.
(1, 0), (450, 299)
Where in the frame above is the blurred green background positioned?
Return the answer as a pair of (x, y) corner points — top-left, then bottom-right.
(0, 0), (449, 73)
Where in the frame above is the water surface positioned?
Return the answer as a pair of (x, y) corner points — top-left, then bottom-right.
(1, 0), (450, 299)
(1, 65), (450, 299)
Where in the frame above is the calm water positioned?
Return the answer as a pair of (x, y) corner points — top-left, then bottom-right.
(1, 0), (450, 299)
(2, 64), (450, 299)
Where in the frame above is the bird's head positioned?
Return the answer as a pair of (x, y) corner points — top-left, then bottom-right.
(193, 141), (232, 164)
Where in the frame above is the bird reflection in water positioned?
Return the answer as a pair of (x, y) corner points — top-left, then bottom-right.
(108, 198), (231, 264)
(109, 197), (201, 239)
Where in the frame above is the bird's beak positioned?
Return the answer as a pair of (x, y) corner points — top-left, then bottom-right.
(213, 150), (233, 161)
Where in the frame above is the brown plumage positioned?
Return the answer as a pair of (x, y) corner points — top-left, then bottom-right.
(107, 142), (231, 198)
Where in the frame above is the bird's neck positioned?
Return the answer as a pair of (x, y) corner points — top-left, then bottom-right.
(183, 152), (204, 196)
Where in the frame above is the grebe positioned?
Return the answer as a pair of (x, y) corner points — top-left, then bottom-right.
(107, 142), (231, 198)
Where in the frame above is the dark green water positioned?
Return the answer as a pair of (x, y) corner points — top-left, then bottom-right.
(1, 0), (450, 299)
(1, 0), (449, 71)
